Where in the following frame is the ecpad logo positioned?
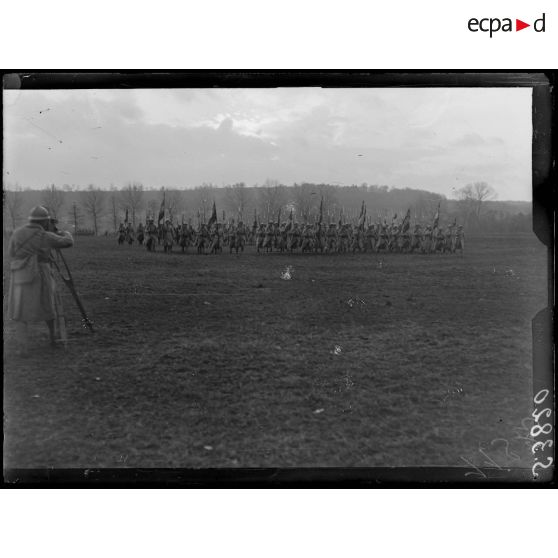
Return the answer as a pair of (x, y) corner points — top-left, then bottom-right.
(468, 13), (546, 37)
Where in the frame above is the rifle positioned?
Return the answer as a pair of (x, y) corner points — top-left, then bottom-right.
(51, 248), (95, 333)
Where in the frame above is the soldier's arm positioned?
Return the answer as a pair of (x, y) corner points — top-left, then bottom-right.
(43, 230), (74, 249)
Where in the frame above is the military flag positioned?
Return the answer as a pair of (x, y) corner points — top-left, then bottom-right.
(124, 208), (129, 224)
(207, 201), (217, 227)
(433, 201), (441, 230)
(158, 189), (165, 223)
(318, 197), (324, 224)
(253, 207), (258, 228)
(402, 208), (411, 232)
(286, 208), (293, 231)
(277, 207), (282, 227)
(358, 200), (366, 229)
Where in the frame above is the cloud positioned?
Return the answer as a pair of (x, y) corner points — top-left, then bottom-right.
(3, 87), (532, 200)
(451, 133), (486, 147)
(217, 117), (234, 133)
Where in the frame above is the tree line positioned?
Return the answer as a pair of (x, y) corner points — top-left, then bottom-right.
(3, 180), (532, 235)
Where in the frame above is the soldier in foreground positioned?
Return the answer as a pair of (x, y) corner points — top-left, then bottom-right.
(364, 224), (376, 252)
(196, 223), (210, 254)
(136, 222), (145, 245)
(209, 223), (223, 254)
(325, 223), (338, 253)
(255, 223), (266, 253)
(117, 222), (126, 245)
(125, 222), (135, 245)
(263, 222), (275, 253)
(410, 224), (422, 253)
(162, 219), (175, 253)
(7, 206), (74, 353)
(234, 221), (247, 254)
(145, 218), (158, 251)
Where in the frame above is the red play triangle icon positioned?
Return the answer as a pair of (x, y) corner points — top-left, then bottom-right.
(516, 19), (530, 31)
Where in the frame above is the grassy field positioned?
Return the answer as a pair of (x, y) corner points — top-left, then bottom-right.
(3, 233), (548, 470)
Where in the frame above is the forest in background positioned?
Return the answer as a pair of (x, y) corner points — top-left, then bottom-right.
(3, 180), (532, 236)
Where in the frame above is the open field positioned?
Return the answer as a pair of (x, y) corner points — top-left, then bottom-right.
(3, 233), (548, 470)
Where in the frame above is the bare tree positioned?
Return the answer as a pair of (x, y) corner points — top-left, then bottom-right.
(224, 182), (251, 221)
(457, 182), (496, 226)
(108, 185), (120, 233)
(456, 185), (475, 227)
(291, 183), (319, 223)
(67, 201), (84, 234)
(164, 189), (184, 222)
(82, 185), (106, 235)
(41, 184), (65, 219)
(120, 182), (145, 227)
(146, 199), (158, 221)
(257, 179), (287, 222)
(4, 185), (24, 230)
(316, 184), (338, 219)
(412, 193), (445, 223)
(471, 181), (497, 217)
(192, 184), (216, 224)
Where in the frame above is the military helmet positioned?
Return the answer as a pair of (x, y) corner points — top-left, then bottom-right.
(28, 205), (50, 222)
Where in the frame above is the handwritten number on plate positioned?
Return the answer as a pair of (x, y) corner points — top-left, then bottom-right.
(530, 422), (553, 438)
(532, 407), (552, 422)
(532, 457), (554, 478)
(532, 439), (554, 453)
(534, 389), (549, 405)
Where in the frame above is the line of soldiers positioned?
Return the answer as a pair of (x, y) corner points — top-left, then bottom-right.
(117, 218), (465, 255)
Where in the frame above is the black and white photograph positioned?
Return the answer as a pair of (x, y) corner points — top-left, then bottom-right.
(2, 73), (553, 484)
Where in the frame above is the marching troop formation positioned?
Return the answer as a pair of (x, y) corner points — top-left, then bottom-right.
(117, 207), (465, 256)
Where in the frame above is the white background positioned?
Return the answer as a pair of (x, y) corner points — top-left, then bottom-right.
(2, 1), (555, 556)
(2, 489), (555, 557)
(0, 1), (556, 68)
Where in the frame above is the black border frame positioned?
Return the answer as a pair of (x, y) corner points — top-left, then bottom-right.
(2, 71), (555, 487)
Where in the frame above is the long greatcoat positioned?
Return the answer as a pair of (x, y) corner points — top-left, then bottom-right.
(7, 223), (74, 322)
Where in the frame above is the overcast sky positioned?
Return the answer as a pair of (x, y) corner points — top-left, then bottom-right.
(3, 87), (532, 200)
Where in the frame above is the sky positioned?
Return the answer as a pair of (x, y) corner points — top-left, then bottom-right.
(3, 87), (532, 200)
